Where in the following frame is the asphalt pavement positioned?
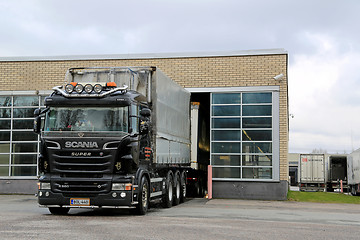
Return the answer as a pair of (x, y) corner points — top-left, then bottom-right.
(0, 195), (359, 240)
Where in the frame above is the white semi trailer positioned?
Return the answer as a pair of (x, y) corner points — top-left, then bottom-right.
(299, 154), (326, 191)
(347, 149), (360, 196)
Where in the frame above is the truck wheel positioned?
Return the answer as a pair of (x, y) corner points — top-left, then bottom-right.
(173, 171), (181, 206)
(135, 176), (149, 215)
(162, 171), (173, 208)
(48, 207), (70, 215)
(180, 171), (187, 203)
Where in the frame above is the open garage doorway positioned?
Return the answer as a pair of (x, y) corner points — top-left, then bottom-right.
(187, 92), (210, 197)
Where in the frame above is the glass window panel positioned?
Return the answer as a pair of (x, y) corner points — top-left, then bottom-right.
(40, 96), (47, 106)
(0, 154), (10, 164)
(131, 105), (139, 133)
(212, 155), (240, 166)
(212, 93), (241, 104)
(242, 167), (272, 179)
(242, 130), (272, 141)
(0, 166), (9, 176)
(0, 131), (10, 141)
(13, 96), (38, 106)
(212, 130), (240, 141)
(11, 154), (37, 164)
(12, 143), (37, 153)
(243, 93), (272, 104)
(211, 142), (240, 153)
(45, 107), (128, 132)
(11, 166), (37, 176)
(213, 167), (240, 178)
(0, 108), (11, 118)
(243, 105), (272, 116)
(0, 96), (12, 107)
(13, 119), (33, 129)
(242, 117), (272, 128)
(13, 108), (37, 118)
(0, 143), (10, 153)
(212, 106), (240, 116)
(212, 118), (240, 128)
(242, 142), (272, 153)
(0, 120), (11, 129)
(12, 131), (38, 141)
(242, 155), (272, 166)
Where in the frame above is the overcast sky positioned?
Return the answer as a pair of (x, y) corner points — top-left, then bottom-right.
(1, 0), (359, 153)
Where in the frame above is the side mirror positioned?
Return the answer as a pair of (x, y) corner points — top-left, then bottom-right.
(34, 116), (41, 134)
(34, 108), (41, 117)
(140, 108), (151, 118)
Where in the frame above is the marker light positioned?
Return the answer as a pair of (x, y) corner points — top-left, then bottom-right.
(94, 84), (103, 94)
(65, 84), (74, 93)
(106, 82), (117, 87)
(84, 84), (93, 93)
(75, 84), (84, 93)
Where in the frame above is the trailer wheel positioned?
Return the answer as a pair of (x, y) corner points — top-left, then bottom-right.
(48, 207), (70, 215)
(180, 171), (187, 203)
(162, 171), (173, 208)
(173, 171), (181, 206)
(135, 176), (149, 215)
(351, 186), (358, 196)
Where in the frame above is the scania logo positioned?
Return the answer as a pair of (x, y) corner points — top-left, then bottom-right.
(65, 141), (99, 148)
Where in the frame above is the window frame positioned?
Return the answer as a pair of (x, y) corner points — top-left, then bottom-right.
(209, 87), (280, 182)
(0, 91), (52, 179)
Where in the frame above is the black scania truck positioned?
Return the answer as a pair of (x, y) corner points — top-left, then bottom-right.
(34, 67), (191, 215)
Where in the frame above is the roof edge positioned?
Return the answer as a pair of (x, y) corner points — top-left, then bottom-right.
(0, 49), (287, 62)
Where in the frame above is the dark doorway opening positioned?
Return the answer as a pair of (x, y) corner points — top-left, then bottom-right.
(186, 92), (210, 197)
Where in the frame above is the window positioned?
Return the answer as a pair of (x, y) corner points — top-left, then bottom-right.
(211, 91), (279, 181)
(0, 94), (48, 178)
(44, 107), (129, 132)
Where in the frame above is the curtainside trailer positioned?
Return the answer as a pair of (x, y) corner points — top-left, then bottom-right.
(34, 67), (191, 215)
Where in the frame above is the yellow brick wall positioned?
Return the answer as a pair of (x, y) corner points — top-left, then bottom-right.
(0, 54), (289, 181)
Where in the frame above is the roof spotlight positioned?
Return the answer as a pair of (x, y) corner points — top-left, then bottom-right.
(94, 84), (103, 94)
(84, 84), (93, 93)
(65, 84), (74, 93)
(75, 84), (84, 93)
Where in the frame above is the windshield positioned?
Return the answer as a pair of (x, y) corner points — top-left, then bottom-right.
(44, 107), (128, 132)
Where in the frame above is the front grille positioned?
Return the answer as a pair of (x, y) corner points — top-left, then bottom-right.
(50, 150), (115, 174)
(53, 179), (110, 194)
(48, 148), (116, 194)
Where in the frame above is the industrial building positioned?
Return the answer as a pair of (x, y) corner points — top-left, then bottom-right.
(0, 49), (289, 200)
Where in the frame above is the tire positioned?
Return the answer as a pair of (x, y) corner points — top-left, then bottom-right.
(135, 176), (149, 215)
(48, 207), (70, 215)
(351, 185), (358, 196)
(173, 171), (181, 206)
(180, 171), (187, 203)
(162, 171), (174, 208)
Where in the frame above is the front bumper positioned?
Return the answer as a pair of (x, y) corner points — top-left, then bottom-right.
(37, 190), (138, 209)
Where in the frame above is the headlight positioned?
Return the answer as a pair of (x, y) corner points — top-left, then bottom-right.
(112, 183), (132, 191)
(75, 84), (84, 93)
(40, 182), (51, 190)
(94, 84), (103, 94)
(84, 84), (93, 93)
(65, 84), (74, 93)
